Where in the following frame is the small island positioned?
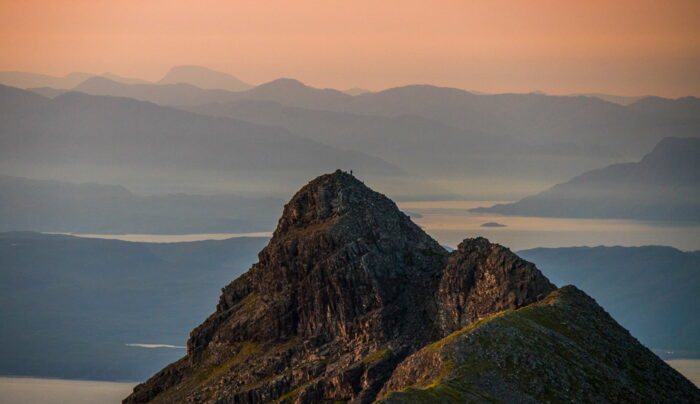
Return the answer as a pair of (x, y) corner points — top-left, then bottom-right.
(480, 222), (507, 228)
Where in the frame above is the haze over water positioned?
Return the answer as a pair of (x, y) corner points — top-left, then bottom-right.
(0, 377), (136, 404)
(398, 201), (700, 251)
(58, 201), (700, 252)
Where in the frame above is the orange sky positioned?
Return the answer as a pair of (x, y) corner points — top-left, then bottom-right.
(1, 0), (699, 96)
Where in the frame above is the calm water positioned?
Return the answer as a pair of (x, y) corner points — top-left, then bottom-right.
(12, 202), (696, 403)
(1, 360), (698, 403)
(666, 360), (700, 387)
(398, 201), (700, 251)
(55, 201), (700, 251)
(0, 377), (137, 404)
(53, 232), (272, 243)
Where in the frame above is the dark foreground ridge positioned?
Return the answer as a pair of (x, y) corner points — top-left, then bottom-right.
(125, 170), (699, 403)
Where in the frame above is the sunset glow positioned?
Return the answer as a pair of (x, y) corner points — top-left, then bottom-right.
(1, 0), (698, 96)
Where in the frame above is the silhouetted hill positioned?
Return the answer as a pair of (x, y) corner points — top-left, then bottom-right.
(0, 85), (402, 195)
(72, 76), (351, 109)
(472, 137), (700, 221)
(0, 232), (268, 381)
(323, 85), (700, 158)
(187, 100), (536, 173)
(45, 77), (700, 167)
(72, 76), (244, 106)
(101, 72), (151, 85)
(158, 65), (251, 91)
(0, 71), (150, 89)
(518, 245), (700, 356)
(343, 87), (371, 95)
(186, 99), (621, 199)
(26, 86), (69, 98)
(7, 78), (700, 199)
(568, 92), (647, 105)
(0, 71), (93, 89)
(628, 96), (700, 121)
(187, 85), (699, 198)
(0, 176), (283, 234)
(239, 78), (351, 108)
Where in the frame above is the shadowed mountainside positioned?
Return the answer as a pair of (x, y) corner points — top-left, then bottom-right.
(472, 137), (700, 221)
(0, 85), (402, 196)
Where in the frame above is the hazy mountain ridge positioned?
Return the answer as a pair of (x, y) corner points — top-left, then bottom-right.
(158, 65), (251, 91)
(0, 71), (94, 89)
(518, 245), (700, 356)
(0, 175), (283, 234)
(567, 92), (648, 105)
(9, 72), (700, 199)
(0, 231), (268, 381)
(0, 65), (248, 92)
(472, 137), (700, 221)
(0, 85), (402, 195)
(70, 76), (351, 109)
(185, 99), (558, 181)
(13, 71), (698, 164)
(321, 85), (700, 159)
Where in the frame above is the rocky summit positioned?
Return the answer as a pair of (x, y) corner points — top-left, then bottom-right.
(125, 170), (700, 403)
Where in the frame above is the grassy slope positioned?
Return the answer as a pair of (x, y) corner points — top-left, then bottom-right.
(378, 286), (700, 403)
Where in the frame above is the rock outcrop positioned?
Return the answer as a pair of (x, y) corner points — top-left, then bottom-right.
(125, 170), (699, 403)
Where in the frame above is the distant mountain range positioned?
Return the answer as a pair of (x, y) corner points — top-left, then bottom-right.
(0, 65), (250, 91)
(320, 85), (700, 159)
(2, 68), (699, 201)
(0, 231), (268, 381)
(28, 76), (700, 163)
(568, 92), (648, 105)
(185, 99), (529, 181)
(66, 76), (352, 109)
(158, 65), (251, 91)
(0, 67), (668, 106)
(519, 245), (700, 357)
(473, 137), (700, 221)
(343, 87), (371, 96)
(0, 71), (94, 89)
(0, 85), (403, 196)
(0, 176), (283, 234)
(24, 75), (697, 193)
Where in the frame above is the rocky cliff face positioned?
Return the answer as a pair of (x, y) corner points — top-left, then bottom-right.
(125, 170), (699, 403)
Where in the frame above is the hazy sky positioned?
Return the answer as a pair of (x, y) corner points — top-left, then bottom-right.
(1, 0), (699, 96)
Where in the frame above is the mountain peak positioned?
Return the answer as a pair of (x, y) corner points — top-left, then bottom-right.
(125, 172), (697, 404)
(249, 78), (318, 94)
(158, 65), (251, 91)
(74, 75), (117, 87)
(643, 136), (700, 165)
(274, 169), (401, 236)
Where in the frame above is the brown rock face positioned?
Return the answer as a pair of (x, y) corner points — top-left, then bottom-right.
(437, 237), (555, 335)
(124, 170), (557, 404)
